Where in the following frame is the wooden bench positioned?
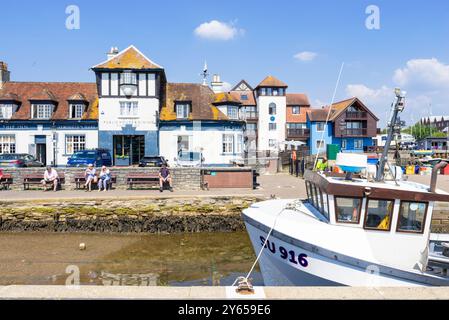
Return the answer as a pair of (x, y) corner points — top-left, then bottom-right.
(0, 174), (13, 190)
(23, 172), (65, 190)
(126, 173), (163, 190)
(73, 172), (117, 190)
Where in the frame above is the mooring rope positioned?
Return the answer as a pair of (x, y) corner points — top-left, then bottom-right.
(232, 205), (287, 287)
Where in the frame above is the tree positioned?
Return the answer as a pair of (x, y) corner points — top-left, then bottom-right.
(403, 123), (446, 140)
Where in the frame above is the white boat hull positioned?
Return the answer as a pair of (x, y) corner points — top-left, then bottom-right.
(245, 221), (443, 287)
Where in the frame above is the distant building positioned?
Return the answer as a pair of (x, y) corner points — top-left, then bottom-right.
(307, 98), (379, 154)
(416, 136), (449, 150)
(420, 116), (449, 132)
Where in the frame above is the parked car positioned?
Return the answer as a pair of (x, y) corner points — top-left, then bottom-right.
(138, 156), (167, 167)
(67, 149), (112, 167)
(0, 153), (44, 168)
(174, 151), (204, 167)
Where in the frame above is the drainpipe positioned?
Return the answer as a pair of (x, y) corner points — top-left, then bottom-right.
(430, 161), (448, 193)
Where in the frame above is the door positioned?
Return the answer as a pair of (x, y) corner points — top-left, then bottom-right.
(113, 135), (145, 166)
(36, 144), (46, 165)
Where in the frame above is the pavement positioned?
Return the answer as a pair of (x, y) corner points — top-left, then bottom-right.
(0, 173), (307, 202)
(1, 285), (449, 299)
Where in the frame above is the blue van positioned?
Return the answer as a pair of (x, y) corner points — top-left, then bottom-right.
(67, 149), (112, 167)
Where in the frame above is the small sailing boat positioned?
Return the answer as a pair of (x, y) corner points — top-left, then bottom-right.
(242, 88), (449, 286)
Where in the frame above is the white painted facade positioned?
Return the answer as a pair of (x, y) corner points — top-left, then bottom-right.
(0, 126), (98, 166)
(159, 125), (244, 165)
(257, 95), (287, 151)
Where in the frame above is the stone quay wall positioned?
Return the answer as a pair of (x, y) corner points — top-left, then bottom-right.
(2, 167), (203, 190)
(0, 196), (262, 233)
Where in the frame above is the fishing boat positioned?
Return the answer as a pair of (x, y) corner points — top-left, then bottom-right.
(242, 88), (449, 286)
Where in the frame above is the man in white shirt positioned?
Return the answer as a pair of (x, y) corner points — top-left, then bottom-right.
(42, 165), (59, 191)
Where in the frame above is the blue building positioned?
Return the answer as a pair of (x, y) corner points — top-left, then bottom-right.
(307, 98), (379, 155)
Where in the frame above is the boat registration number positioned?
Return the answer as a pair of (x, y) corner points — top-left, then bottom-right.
(260, 236), (309, 267)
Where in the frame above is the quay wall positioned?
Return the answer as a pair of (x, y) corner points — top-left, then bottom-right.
(0, 196), (262, 233)
(2, 167), (203, 191)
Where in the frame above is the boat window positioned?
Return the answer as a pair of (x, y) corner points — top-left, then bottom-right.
(397, 201), (428, 233)
(312, 184), (319, 208)
(310, 183), (317, 207)
(364, 199), (394, 231)
(306, 181), (312, 202)
(322, 191), (329, 219)
(316, 188), (324, 213)
(335, 197), (362, 224)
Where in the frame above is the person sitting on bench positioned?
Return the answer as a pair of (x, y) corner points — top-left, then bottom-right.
(42, 165), (59, 192)
(84, 164), (97, 192)
(159, 164), (173, 192)
(98, 165), (111, 192)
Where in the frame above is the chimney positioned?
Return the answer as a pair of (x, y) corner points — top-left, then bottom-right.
(211, 74), (223, 93)
(107, 47), (119, 60)
(0, 62), (10, 90)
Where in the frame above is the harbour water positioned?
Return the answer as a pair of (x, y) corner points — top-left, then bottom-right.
(0, 231), (263, 286)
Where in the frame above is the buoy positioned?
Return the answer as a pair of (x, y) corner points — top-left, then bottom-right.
(79, 243), (86, 250)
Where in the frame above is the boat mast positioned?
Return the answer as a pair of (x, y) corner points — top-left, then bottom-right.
(375, 88), (406, 182)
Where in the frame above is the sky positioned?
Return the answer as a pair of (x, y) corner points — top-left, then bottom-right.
(1, 0), (449, 127)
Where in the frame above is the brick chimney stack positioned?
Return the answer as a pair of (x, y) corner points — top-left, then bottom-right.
(0, 62), (10, 89)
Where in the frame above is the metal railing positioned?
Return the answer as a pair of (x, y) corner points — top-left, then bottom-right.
(286, 128), (310, 138)
(345, 111), (367, 119)
(341, 128), (367, 136)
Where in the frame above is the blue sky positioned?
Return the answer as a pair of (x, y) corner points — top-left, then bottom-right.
(1, 0), (449, 126)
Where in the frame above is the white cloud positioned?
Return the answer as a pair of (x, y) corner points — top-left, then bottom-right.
(346, 84), (391, 101)
(293, 51), (317, 62)
(194, 20), (243, 40)
(393, 58), (449, 89)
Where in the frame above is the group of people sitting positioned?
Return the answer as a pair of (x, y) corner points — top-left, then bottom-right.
(40, 163), (173, 192)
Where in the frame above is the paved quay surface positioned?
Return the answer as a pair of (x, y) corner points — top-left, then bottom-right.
(1, 285), (449, 300)
(0, 174), (307, 202)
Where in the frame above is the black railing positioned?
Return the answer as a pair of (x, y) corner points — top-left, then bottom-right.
(286, 128), (310, 138)
(243, 111), (259, 120)
(345, 111), (367, 119)
(341, 128), (367, 136)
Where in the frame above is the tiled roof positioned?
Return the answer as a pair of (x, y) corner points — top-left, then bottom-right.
(67, 92), (88, 101)
(0, 92), (20, 101)
(328, 97), (379, 121)
(92, 45), (163, 70)
(160, 83), (230, 121)
(0, 82), (98, 120)
(286, 93), (310, 106)
(212, 92), (241, 105)
(307, 108), (332, 122)
(229, 91), (256, 106)
(256, 75), (288, 88)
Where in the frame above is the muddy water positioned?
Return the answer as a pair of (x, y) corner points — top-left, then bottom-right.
(0, 232), (263, 286)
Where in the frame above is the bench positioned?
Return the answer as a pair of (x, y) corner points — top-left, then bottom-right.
(0, 174), (13, 190)
(23, 172), (66, 190)
(73, 172), (117, 190)
(126, 173), (168, 190)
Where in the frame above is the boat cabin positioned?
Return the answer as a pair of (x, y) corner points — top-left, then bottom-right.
(302, 169), (449, 272)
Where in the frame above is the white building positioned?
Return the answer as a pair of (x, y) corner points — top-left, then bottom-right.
(254, 76), (288, 152)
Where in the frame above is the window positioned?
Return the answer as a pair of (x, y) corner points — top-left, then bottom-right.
(364, 199), (394, 231)
(278, 88), (285, 96)
(120, 101), (138, 116)
(236, 134), (243, 153)
(269, 123), (277, 131)
(177, 135), (191, 153)
(246, 123), (257, 134)
(176, 103), (190, 119)
(316, 140), (325, 150)
(309, 183), (316, 207)
(397, 201), (428, 233)
(316, 187), (324, 213)
(346, 121), (362, 129)
(354, 139), (363, 149)
(227, 106), (239, 119)
(259, 88), (266, 96)
(322, 191), (329, 219)
(241, 94), (248, 100)
(32, 104), (53, 119)
(70, 104), (85, 119)
(335, 197), (362, 223)
(0, 135), (15, 153)
(341, 139), (347, 150)
(347, 105), (359, 112)
(306, 181), (312, 201)
(222, 134), (234, 154)
(120, 71), (137, 85)
(269, 103), (276, 115)
(287, 123), (307, 129)
(268, 139), (277, 149)
(273, 88), (279, 96)
(292, 106), (300, 114)
(65, 135), (86, 155)
(267, 88), (273, 96)
(316, 122), (325, 132)
(0, 104), (14, 119)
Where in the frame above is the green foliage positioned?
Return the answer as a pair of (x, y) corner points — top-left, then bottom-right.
(402, 123), (447, 140)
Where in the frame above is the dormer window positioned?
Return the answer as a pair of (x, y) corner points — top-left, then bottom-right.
(0, 103), (16, 119)
(69, 103), (85, 119)
(120, 71), (138, 98)
(176, 102), (190, 119)
(227, 106), (239, 120)
(32, 103), (53, 119)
